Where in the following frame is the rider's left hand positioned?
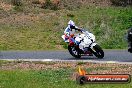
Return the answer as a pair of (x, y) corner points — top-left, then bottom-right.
(70, 34), (74, 37)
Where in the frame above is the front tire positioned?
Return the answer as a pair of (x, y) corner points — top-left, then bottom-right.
(68, 45), (81, 58)
(128, 48), (132, 53)
(92, 45), (104, 58)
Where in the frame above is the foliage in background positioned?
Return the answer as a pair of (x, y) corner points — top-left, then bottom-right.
(0, 0), (132, 50)
(110, 0), (132, 6)
(41, 0), (59, 10)
(58, 0), (82, 10)
(11, 0), (22, 6)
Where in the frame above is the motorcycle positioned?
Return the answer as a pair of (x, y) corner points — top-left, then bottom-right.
(62, 29), (104, 58)
(127, 27), (132, 53)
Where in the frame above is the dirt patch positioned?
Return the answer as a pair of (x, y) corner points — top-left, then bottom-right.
(0, 2), (13, 11)
(0, 61), (76, 70)
(55, 45), (63, 50)
(0, 13), (40, 26)
(0, 61), (132, 74)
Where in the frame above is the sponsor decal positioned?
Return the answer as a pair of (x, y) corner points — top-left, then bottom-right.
(76, 67), (131, 84)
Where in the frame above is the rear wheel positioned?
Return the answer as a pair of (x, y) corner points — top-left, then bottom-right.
(92, 45), (104, 58)
(68, 45), (81, 58)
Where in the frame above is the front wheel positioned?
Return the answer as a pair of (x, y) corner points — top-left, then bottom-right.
(128, 48), (132, 53)
(92, 45), (104, 58)
(68, 45), (81, 58)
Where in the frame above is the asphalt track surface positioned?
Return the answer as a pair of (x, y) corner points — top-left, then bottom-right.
(0, 50), (132, 63)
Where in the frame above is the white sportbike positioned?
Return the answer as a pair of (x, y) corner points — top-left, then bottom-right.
(62, 29), (104, 58)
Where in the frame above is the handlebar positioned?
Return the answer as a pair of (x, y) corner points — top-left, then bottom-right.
(81, 29), (89, 35)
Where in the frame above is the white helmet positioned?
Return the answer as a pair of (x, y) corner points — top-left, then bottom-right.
(68, 20), (75, 27)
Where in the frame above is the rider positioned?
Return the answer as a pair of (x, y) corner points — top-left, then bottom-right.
(63, 20), (92, 55)
(64, 20), (83, 45)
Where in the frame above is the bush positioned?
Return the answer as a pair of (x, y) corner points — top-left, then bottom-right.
(11, 0), (22, 6)
(41, 0), (59, 10)
(31, 0), (82, 10)
(67, 13), (75, 18)
(59, 0), (82, 10)
(110, 0), (132, 6)
(32, 0), (41, 4)
(13, 6), (23, 12)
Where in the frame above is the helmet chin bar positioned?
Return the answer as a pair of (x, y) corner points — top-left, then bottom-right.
(70, 25), (75, 29)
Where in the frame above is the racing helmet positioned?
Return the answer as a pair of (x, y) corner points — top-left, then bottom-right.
(68, 20), (75, 29)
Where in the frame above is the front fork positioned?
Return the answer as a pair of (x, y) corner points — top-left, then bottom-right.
(90, 43), (97, 53)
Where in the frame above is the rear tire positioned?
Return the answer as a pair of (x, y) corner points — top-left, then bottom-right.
(68, 45), (81, 58)
(92, 45), (104, 58)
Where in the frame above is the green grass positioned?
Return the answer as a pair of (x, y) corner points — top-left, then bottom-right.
(0, 69), (132, 88)
(0, 0), (132, 50)
(66, 6), (132, 49)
